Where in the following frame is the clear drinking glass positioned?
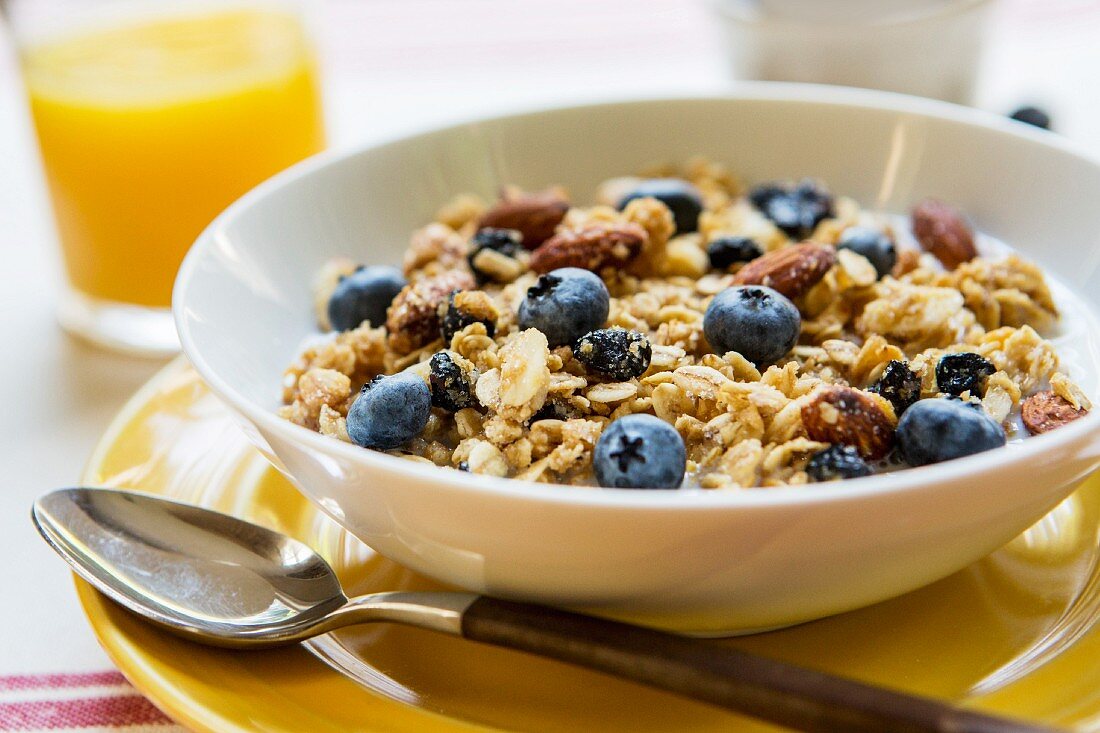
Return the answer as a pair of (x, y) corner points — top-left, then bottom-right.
(5, 0), (325, 356)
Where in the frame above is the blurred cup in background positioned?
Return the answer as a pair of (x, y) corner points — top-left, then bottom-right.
(5, 0), (325, 356)
(711, 0), (994, 104)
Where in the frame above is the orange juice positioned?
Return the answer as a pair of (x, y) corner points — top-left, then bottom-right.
(23, 10), (324, 307)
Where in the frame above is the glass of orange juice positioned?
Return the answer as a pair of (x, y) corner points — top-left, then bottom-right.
(6, 0), (325, 355)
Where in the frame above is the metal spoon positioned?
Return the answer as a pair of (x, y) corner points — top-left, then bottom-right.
(33, 487), (1054, 733)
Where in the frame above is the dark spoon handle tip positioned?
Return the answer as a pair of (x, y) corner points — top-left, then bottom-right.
(460, 597), (1057, 733)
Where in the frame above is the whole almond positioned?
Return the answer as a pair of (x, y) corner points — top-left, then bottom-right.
(801, 385), (895, 460)
(911, 199), (977, 270)
(386, 271), (476, 354)
(478, 188), (570, 249)
(529, 222), (648, 274)
(732, 242), (836, 299)
(1021, 390), (1089, 434)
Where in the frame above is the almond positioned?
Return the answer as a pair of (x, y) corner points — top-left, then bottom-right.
(478, 188), (570, 249)
(732, 242), (836, 299)
(1021, 390), (1089, 434)
(801, 385), (895, 460)
(529, 222), (648, 274)
(911, 199), (977, 270)
(385, 271), (475, 354)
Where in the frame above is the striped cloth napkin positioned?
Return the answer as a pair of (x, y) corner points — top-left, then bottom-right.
(0, 673), (183, 732)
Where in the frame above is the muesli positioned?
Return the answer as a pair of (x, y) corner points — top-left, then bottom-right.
(280, 158), (1091, 489)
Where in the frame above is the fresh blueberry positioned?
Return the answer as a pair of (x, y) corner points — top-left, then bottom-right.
(574, 328), (652, 380)
(707, 236), (763, 270)
(518, 268), (610, 347)
(936, 352), (996, 396)
(807, 444), (873, 482)
(327, 266), (406, 332)
(428, 351), (477, 412)
(468, 228), (522, 283)
(868, 360), (922, 415)
(703, 285), (800, 366)
(838, 226), (897, 279)
(1009, 105), (1051, 131)
(749, 180), (834, 239)
(593, 414), (686, 489)
(617, 178), (704, 234)
(897, 397), (1006, 466)
(346, 372), (431, 450)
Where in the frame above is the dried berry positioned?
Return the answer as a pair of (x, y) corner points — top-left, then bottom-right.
(748, 180), (834, 239)
(706, 236), (762, 270)
(428, 351), (477, 412)
(468, 228), (522, 283)
(574, 328), (652, 380)
(868, 360), (922, 415)
(936, 353), (996, 396)
(529, 399), (584, 423)
(438, 290), (498, 343)
(807, 445), (873, 482)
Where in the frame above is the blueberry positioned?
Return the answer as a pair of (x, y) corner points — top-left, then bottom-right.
(869, 360), (922, 415)
(518, 268), (610, 347)
(838, 226), (897, 279)
(617, 178), (704, 234)
(703, 285), (800, 366)
(574, 328), (652, 380)
(593, 414), (686, 489)
(438, 290), (497, 343)
(936, 353), (996, 396)
(327, 266), (406, 332)
(468, 228), (523, 283)
(346, 372), (431, 450)
(1009, 106), (1051, 131)
(707, 236), (763, 270)
(896, 398), (1006, 466)
(428, 351), (477, 412)
(749, 180), (834, 239)
(807, 445), (873, 482)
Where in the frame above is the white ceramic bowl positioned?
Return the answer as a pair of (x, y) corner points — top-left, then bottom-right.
(175, 86), (1100, 635)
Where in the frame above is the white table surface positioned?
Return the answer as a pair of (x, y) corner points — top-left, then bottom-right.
(1, 0), (1098, 723)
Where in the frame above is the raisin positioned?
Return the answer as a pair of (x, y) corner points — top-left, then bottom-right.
(868, 360), (922, 415)
(936, 353), (996, 396)
(574, 328), (652, 380)
(468, 228), (522, 283)
(530, 399), (584, 423)
(807, 445), (873, 482)
(748, 180), (834, 239)
(428, 351), (477, 412)
(438, 290), (498, 343)
(706, 236), (762, 270)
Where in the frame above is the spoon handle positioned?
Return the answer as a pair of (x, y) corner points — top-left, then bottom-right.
(459, 597), (1056, 733)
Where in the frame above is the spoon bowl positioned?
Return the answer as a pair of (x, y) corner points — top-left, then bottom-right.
(32, 488), (473, 647)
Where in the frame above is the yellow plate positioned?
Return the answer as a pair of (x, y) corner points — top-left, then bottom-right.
(78, 359), (1100, 732)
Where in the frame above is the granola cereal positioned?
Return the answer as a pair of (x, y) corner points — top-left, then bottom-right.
(281, 160), (1091, 488)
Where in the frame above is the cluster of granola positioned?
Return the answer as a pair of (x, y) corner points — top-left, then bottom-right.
(280, 158), (1091, 488)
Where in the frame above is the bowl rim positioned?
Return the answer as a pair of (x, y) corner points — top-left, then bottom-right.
(175, 82), (1100, 510)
